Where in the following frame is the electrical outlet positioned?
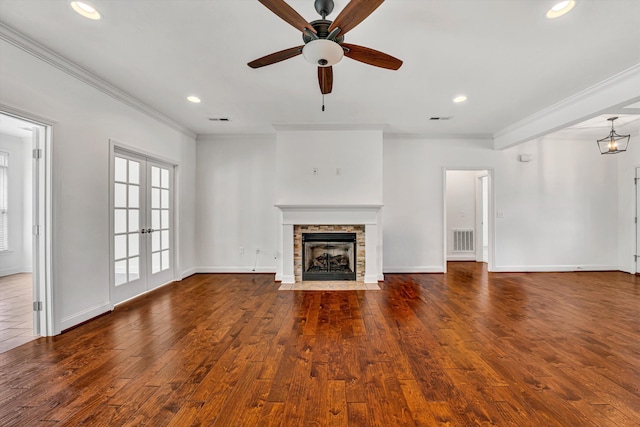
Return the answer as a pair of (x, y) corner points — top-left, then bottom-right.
(240, 246), (245, 254)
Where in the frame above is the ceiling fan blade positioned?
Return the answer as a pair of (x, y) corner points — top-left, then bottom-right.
(318, 66), (333, 94)
(258, 0), (316, 34)
(248, 46), (304, 68)
(328, 0), (385, 36)
(342, 43), (403, 70)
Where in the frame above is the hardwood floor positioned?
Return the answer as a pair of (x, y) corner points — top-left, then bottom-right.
(0, 263), (639, 426)
(0, 273), (35, 354)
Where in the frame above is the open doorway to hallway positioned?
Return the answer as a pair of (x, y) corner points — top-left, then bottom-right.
(0, 111), (51, 352)
(444, 169), (493, 272)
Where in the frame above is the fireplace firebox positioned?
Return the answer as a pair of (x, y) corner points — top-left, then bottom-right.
(302, 233), (356, 281)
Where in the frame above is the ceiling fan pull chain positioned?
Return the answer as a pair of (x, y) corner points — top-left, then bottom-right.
(322, 94), (325, 112)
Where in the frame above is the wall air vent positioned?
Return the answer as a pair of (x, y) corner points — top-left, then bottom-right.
(209, 117), (230, 122)
(430, 117), (452, 121)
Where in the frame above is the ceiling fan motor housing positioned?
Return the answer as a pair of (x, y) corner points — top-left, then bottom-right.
(302, 20), (345, 44)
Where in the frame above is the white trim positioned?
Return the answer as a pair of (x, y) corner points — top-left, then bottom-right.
(181, 267), (198, 279)
(0, 22), (196, 139)
(196, 266), (277, 274)
(447, 254), (476, 261)
(0, 266), (26, 276)
(383, 266), (445, 273)
(494, 63), (640, 149)
(59, 302), (111, 332)
(492, 265), (619, 273)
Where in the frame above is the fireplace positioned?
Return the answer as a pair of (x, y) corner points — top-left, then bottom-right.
(275, 204), (383, 284)
(302, 233), (356, 281)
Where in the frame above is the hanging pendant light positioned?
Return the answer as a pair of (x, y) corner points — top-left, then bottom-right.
(597, 117), (630, 154)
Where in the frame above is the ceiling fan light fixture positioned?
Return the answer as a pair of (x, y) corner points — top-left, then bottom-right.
(546, 1), (575, 19)
(302, 39), (344, 67)
(597, 117), (630, 155)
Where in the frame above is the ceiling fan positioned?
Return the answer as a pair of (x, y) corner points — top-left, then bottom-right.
(248, 0), (403, 95)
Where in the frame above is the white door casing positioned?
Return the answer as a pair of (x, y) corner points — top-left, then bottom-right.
(112, 148), (175, 305)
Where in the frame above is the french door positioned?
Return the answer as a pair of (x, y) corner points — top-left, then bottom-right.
(112, 149), (174, 304)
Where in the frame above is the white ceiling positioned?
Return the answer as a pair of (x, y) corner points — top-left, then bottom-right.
(0, 0), (639, 138)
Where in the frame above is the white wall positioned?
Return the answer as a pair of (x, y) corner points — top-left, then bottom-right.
(196, 132), (623, 276)
(0, 40), (197, 333)
(275, 130), (383, 205)
(0, 132), (31, 276)
(446, 170), (478, 260)
(196, 134), (278, 272)
(617, 129), (640, 273)
(383, 135), (620, 272)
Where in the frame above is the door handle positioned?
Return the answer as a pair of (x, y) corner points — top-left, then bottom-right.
(140, 228), (154, 234)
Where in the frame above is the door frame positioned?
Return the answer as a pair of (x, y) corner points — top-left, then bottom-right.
(442, 167), (495, 273)
(108, 140), (179, 308)
(0, 106), (54, 336)
(636, 167), (639, 275)
(475, 174), (489, 263)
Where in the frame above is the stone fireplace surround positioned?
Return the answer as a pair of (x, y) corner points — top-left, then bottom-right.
(275, 205), (383, 284)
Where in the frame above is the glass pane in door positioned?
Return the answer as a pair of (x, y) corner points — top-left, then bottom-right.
(150, 165), (171, 274)
(114, 156), (142, 286)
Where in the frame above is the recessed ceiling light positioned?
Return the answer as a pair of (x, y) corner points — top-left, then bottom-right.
(453, 95), (468, 103)
(187, 96), (202, 103)
(70, 1), (101, 20)
(546, 1), (575, 19)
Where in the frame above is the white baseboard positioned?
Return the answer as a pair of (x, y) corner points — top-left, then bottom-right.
(196, 266), (277, 274)
(0, 267), (31, 277)
(492, 264), (619, 273)
(180, 267), (198, 279)
(280, 275), (295, 284)
(59, 302), (112, 332)
(383, 266), (445, 273)
(447, 254), (476, 261)
(364, 274), (380, 284)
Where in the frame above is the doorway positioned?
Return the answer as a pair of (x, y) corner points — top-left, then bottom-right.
(0, 110), (52, 348)
(444, 169), (493, 272)
(111, 147), (175, 305)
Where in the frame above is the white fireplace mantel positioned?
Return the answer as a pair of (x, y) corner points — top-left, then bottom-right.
(275, 204), (384, 284)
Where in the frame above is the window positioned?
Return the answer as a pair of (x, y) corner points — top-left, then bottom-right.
(0, 151), (8, 251)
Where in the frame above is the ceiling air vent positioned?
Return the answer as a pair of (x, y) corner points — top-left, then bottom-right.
(430, 116), (452, 121)
(209, 117), (230, 122)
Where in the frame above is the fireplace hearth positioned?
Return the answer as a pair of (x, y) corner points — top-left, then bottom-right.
(302, 233), (356, 281)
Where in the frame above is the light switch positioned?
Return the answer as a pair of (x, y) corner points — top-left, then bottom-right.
(496, 211), (504, 218)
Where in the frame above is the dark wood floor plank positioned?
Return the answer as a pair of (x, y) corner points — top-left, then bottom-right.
(0, 264), (638, 426)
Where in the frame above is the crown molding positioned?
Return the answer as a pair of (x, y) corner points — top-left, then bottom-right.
(0, 22), (197, 139)
(493, 63), (640, 150)
(384, 132), (493, 141)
